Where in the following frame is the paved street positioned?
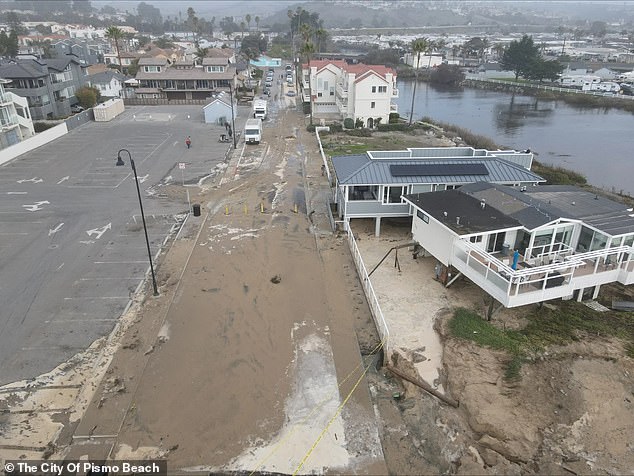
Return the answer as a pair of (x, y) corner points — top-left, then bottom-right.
(0, 105), (249, 384)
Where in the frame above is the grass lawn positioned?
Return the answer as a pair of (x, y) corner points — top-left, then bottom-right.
(449, 303), (634, 380)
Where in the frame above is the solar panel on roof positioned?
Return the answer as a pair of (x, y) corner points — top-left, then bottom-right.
(390, 163), (489, 177)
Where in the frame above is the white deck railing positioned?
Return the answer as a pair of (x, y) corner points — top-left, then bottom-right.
(451, 239), (634, 307)
(347, 230), (390, 353)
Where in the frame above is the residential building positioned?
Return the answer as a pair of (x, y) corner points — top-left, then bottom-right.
(134, 56), (237, 100)
(202, 91), (236, 125)
(404, 183), (634, 308)
(332, 147), (541, 235)
(51, 38), (110, 66)
(104, 51), (142, 69)
(88, 70), (125, 98)
(301, 59), (398, 126)
(474, 62), (515, 78)
(0, 56), (87, 119)
(403, 52), (443, 69)
(0, 78), (34, 150)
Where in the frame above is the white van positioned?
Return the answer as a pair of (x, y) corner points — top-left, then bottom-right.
(244, 118), (262, 144)
(253, 99), (267, 119)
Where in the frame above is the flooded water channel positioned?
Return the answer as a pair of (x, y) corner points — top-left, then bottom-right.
(396, 80), (634, 195)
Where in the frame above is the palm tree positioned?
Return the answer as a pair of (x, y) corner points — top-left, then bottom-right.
(315, 28), (327, 55)
(106, 26), (124, 73)
(240, 21), (245, 39)
(245, 14), (251, 32)
(255, 16), (260, 32)
(194, 47), (208, 65)
(301, 39), (316, 125)
(408, 37), (430, 126)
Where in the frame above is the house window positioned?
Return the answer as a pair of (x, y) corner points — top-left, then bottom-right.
(349, 185), (379, 201)
(317, 92), (322, 97)
(371, 101), (375, 108)
(469, 235), (483, 243)
(371, 86), (376, 93)
(143, 65), (161, 73)
(383, 186), (405, 204)
(446, 184), (461, 190)
(417, 210), (429, 223)
(206, 66), (225, 73)
(378, 85), (387, 93)
(330, 87), (334, 96)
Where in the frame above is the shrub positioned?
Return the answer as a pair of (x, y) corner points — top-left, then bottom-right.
(354, 118), (364, 128)
(75, 86), (100, 109)
(306, 124), (316, 132)
(389, 112), (400, 124)
(34, 122), (56, 133)
(345, 128), (372, 137)
(377, 123), (411, 132)
(343, 118), (354, 129)
(327, 123), (343, 132)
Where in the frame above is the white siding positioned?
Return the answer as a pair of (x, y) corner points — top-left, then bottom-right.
(353, 74), (391, 125)
(411, 212), (456, 266)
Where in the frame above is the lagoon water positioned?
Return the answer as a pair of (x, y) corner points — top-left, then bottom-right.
(396, 80), (634, 195)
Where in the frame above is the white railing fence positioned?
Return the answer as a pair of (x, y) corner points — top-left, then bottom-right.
(347, 229), (390, 356)
(465, 75), (634, 100)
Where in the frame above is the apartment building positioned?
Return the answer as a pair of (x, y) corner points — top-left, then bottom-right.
(301, 59), (398, 127)
(0, 78), (34, 150)
(0, 56), (87, 119)
(134, 56), (237, 100)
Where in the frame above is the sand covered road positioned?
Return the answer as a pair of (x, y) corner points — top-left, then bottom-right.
(63, 107), (386, 474)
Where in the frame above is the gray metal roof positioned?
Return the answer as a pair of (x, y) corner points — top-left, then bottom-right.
(331, 153), (544, 186)
(460, 183), (634, 236)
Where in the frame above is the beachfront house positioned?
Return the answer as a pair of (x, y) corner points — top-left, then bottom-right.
(403, 183), (634, 307)
(301, 59), (398, 127)
(332, 147), (541, 236)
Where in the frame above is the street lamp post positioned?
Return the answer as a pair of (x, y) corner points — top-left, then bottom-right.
(116, 148), (159, 296)
(228, 82), (237, 150)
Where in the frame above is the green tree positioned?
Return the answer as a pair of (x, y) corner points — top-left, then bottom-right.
(300, 35), (315, 125)
(155, 37), (174, 49)
(409, 37), (430, 126)
(524, 58), (564, 82)
(105, 26), (124, 73)
(430, 64), (464, 86)
(240, 21), (246, 39)
(245, 14), (251, 32)
(255, 16), (260, 32)
(501, 34), (541, 79)
(194, 47), (208, 65)
(75, 86), (99, 108)
(6, 30), (18, 57)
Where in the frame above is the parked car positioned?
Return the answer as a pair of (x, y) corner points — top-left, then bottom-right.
(71, 104), (84, 113)
(286, 90), (296, 97)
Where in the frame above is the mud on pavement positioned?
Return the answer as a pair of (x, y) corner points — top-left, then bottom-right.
(29, 105), (388, 474)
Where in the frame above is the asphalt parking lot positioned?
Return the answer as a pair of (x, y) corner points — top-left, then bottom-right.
(0, 105), (249, 384)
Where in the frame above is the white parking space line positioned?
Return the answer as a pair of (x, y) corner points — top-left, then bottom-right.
(79, 277), (140, 281)
(0, 232), (29, 235)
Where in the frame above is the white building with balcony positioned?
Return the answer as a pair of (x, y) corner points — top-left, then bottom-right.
(403, 183), (634, 308)
(301, 59), (398, 127)
(0, 78), (34, 150)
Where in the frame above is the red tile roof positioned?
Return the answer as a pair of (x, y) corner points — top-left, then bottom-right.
(303, 59), (396, 80)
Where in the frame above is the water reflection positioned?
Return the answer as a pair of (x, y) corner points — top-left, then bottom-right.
(395, 79), (634, 194)
(492, 95), (555, 135)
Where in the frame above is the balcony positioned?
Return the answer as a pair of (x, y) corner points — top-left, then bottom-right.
(336, 83), (348, 99)
(451, 240), (634, 308)
(390, 104), (398, 113)
(392, 88), (399, 98)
